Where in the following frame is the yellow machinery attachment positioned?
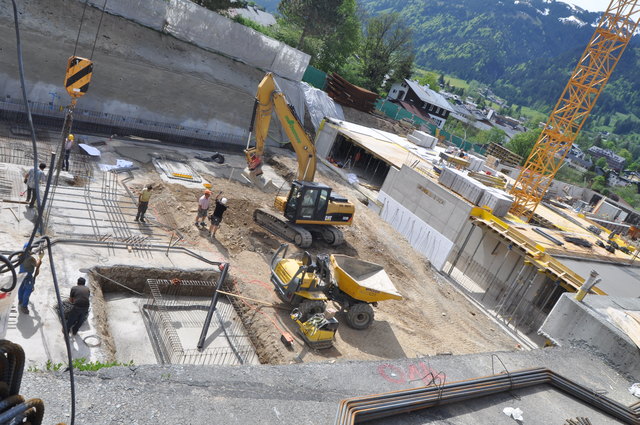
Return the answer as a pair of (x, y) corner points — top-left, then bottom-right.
(290, 311), (338, 350)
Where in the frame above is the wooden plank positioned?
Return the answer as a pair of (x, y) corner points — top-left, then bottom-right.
(607, 308), (640, 349)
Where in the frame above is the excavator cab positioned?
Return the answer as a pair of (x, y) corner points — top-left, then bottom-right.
(284, 181), (332, 222)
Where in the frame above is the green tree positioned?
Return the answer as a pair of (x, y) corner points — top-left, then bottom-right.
(505, 128), (541, 164)
(313, 0), (361, 73)
(592, 175), (607, 193)
(595, 157), (608, 169)
(416, 72), (440, 92)
(438, 72), (445, 86)
(475, 127), (506, 145)
(593, 134), (603, 147)
(618, 148), (633, 165)
(583, 170), (596, 185)
(360, 12), (414, 92)
(386, 52), (415, 91)
(278, 0), (345, 48)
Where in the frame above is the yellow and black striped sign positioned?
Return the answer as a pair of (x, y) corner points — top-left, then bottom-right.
(64, 56), (93, 98)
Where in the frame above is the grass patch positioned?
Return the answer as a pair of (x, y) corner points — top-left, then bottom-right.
(28, 358), (134, 372)
(443, 74), (470, 90)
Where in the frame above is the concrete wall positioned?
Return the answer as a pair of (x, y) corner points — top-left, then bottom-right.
(377, 165), (474, 270)
(89, 0), (309, 82)
(0, 0), (309, 145)
(315, 122), (340, 159)
(546, 179), (595, 202)
(540, 294), (640, 378)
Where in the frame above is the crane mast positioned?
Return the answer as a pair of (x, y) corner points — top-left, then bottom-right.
(509, 0), (640, 220)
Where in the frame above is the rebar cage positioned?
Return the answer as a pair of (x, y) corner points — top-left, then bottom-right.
(143, 279), (258, 365)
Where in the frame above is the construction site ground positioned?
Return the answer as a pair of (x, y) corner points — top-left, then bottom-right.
(109, 136), (519, 364)
(0, 129), (520, 368)
(3, 131), (640, 425)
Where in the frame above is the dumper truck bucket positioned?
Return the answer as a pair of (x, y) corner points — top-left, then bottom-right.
(330, 255), (402, 303)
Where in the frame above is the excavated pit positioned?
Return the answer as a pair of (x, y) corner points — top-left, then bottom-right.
(88, 266), (259, 366)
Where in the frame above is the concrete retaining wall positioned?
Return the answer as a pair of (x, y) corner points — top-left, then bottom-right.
(0, 0), (309, 146)
(89, 0), (309, 81)
(540, 294), (640, 378)
(377, 166), (474, 270)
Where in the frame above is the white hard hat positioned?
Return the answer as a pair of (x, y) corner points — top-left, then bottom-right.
(221, 198), (227, 205)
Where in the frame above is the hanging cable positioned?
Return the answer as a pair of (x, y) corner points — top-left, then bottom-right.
(90, 0), (108, 60)
(73, 0), (89, 57)
(7, 2), (77, 424)
(10, 0), (43, 267)
(41, 236), (76, 425)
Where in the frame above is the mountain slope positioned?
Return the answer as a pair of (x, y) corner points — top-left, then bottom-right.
(361, 0), (601, 81)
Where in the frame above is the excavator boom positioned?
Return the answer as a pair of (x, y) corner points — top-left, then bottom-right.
(245, 73), (316, 181)
(246, 73), (355, 248)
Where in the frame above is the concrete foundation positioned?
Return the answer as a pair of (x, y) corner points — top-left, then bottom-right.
(444, 222), (565, 342)
(540, 293), (640, 377)
(377, 165), (473, 270)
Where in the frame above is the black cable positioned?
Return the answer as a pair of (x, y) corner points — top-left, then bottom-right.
(73, 0), (89, 57)
(9, 3), (76, 424)
(0, 255), (17, 294)
(90, 0), (108, 60)
(10, 0), (42, 233)
(41, 236), (75, 425)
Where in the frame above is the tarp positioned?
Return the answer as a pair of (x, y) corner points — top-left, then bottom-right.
(301, 82), (344, 131)
(78, 143), (100, 157)
(378, 191), (454, 271)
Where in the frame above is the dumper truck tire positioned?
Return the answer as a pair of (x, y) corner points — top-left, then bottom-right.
(298, 300), (325, 322)
(345, 303), (374, 330)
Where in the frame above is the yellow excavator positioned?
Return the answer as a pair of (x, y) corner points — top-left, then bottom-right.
(244, 73), (355, 248)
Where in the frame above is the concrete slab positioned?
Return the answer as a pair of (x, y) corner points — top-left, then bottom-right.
(557, 258), (640, 297)
(104, 295), (155, 365)
(18, 347), (640, 424)
(541, 293), (640, 376)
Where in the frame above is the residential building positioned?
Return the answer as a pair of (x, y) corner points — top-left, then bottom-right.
(587, 146), (626, 172)
(387, 80), (454, 129)
(607, 172), (631, 187)
(563, 144), (592, 170)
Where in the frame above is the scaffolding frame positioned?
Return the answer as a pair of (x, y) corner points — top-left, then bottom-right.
(510, 1), (640, 220)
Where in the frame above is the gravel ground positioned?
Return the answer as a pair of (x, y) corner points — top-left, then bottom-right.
(19, 347), (639, 425)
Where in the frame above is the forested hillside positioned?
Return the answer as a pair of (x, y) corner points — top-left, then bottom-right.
(361, 0), (600, 80)
(360, 0), (640, 130)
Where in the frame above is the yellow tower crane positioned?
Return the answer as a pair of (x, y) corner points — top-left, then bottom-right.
(509, 0), (640, 220)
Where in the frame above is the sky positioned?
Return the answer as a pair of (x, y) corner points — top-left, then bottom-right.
(560, 0), (607, 12)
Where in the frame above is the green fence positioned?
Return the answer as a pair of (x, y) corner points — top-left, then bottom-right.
(375, 100), (487, 155)
(302, 65), (327, 90)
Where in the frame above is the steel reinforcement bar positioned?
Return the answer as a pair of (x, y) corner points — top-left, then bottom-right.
(335, 368), (640, 424)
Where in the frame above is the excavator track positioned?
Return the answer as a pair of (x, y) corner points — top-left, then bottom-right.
(254, 209), (313, 248)
(319, 226), (344, 246)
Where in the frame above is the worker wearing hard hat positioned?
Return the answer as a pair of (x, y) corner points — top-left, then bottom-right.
(63, 134), (75, 171)
(209, 192), (228, 239)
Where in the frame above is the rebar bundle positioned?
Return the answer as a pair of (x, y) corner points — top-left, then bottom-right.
(335, 368), (640, 424)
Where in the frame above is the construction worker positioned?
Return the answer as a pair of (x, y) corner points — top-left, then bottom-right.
(23, 163), (47, 208)
(135, 184), (153, 223)
(63, 134), (74, 171)
(195, 189), (212, 228)
(17, 247), (43, 315)
(209, 192), (228, 238)
(66, 277), (90, 336)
